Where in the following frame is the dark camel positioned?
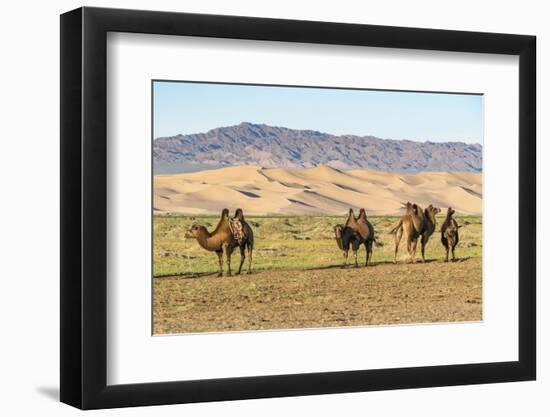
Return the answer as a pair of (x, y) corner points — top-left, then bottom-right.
(334, 224), (363, 268)
(356, 208), (375, 266)
(441, 207), (461, 262)
(232, 208), (254, 274)
(390, 202), (440, 263)
(334, 208), (373, 267)
(185, 208), (253, 276)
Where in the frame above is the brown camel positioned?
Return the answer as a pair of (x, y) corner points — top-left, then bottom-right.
(390, 202), (424, 263)
(185, 208), (253, 276)
(390, 202), (440, 263)
(356, 208), (376, 266)
(336, 208), (373, 267)
(441, 207), (461, 262)
(420, 204), (442, 262)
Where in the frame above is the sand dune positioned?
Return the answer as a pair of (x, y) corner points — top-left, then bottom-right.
(154, 165), (482, 215)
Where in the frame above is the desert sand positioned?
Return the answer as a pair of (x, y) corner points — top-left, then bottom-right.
(153, 165), (482, 215)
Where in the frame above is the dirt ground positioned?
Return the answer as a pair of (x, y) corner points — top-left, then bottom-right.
(153, 257), (482, 334)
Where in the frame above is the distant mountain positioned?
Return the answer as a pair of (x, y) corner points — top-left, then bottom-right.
(153, 122), (482, 174)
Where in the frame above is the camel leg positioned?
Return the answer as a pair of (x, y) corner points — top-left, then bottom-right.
(247, 244), (253, 274)
(342, 249), (349, 268)
(451, 245), (456, 262)
(224, 244), (233, 276)
(365, 242), (369, 267)
(444, 244), (449, 262)
(367, 241), (373, 266)
(352, 239), (360, 268)
(394, 227), (403, 263)
(236, 245), (245, 275)
(410, 238), (418, 263)
(421, 235), (429, 263)
(216, 250), (223, 277)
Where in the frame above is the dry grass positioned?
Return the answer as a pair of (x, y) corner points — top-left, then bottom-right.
(154, 214), (482, 276)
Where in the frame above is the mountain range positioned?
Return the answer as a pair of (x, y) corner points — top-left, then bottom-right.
(153, 122), (482, 174)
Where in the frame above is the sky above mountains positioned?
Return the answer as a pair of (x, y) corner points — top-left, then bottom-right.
(153, 81), (483, 144)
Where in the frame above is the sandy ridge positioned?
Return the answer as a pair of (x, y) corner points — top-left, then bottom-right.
(154, 165), (482, 215)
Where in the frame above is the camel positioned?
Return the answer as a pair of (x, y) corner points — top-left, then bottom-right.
(390, 202), (440, 263)
(334, 208), (373, 267)
(232, 208), (254, 274)
(441, 207), (461, 262)
(390, 202), (424, 263)
(420, 204), (442, 262)
(184, 208), (253, 276)
(356, 208), (376, 266)
(334, 224), (363, 268)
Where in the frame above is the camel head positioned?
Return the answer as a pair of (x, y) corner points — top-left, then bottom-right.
(427, 204), (442, 216)
(447, 207), (456, 217)
(334, 224), (344, 239)
(184, 224), (207, 239)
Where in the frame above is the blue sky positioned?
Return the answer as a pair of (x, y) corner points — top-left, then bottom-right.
(153, 81), (483, 144)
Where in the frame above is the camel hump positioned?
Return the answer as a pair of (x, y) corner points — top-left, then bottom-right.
(356, 222), (370, 240)
(234, 208), (245, 221)
(345, 208), (356, 227)
(221, 208), (230, 220)
(349, 211), (370, 239)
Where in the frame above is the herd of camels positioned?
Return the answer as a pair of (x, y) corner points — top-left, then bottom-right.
(184, 203), (462, 277)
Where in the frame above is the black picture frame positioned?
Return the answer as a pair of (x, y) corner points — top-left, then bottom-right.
(60, 6), (536, 410)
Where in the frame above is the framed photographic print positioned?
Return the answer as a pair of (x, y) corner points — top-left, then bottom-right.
(60, 6), (536, 409)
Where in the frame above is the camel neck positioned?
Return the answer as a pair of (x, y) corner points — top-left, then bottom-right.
(442, 213), (453, 229)
(425, 209), (437, 225)
(195, 228), (218, 251)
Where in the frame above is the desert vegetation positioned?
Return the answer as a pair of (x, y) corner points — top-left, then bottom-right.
(154, 213), (481, 277)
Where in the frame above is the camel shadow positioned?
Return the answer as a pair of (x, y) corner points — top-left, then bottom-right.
(157, 256), (475, 279)
(306, 257), (473, 271)
(154, 271), (218, 280)
(155, 271), (257, 280)
(305, 264), (343, 271)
